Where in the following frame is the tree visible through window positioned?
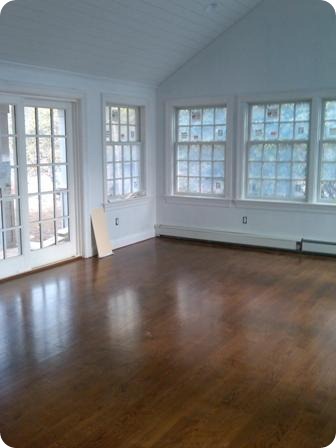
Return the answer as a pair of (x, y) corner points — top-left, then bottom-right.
(320, 100), (336, 202)
(246, 101), (311, 201)
(25, 106), (69, 250)
(175, 106), (227, 196)
(105, 105), (143, 200)
(0, 104), (21, 259)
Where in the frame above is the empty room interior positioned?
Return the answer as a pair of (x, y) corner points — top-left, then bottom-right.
(1, 0), (336, 446)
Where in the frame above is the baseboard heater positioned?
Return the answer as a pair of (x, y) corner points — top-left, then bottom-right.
(156, 225), (336, 256)
(300, 239), (336, 256)
(155, 225), (297, 251)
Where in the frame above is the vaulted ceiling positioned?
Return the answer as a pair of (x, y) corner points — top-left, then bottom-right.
(0, 0), (263, 85)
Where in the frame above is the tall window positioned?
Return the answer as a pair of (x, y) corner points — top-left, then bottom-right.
(246, 101), (311, 201)
(320, 100), (336, 202)
(105, 105), (143, 200)
(0, 104), (21, 259)
(175, 106), (227, 196)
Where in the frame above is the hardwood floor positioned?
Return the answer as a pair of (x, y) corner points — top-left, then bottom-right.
(0, 237), (336, 448)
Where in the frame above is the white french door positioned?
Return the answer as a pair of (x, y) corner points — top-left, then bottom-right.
(24, 100), (77, 269)
(0, 95), (78, 279)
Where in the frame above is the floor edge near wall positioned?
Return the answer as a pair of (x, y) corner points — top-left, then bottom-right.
(0, 256), (83, 284)
(155, 224), (336, 258)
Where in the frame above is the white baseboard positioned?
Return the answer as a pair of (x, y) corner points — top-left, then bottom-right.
(155, 224), (298, 251)
(111, 229), (155, 250)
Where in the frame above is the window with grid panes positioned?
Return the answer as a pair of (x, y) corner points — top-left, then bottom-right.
(246, 101), (311, 201)
(25, 106), (70, 250)
(0, 104), (22, 260)
(320, 100), (336, 202)
(175, 106), (227, 196)
(105, 105), (142, 200)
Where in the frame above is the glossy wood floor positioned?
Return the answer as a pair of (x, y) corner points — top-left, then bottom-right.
(1, 237), (336, 448)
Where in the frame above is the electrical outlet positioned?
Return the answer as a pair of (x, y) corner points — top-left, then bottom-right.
(242, 216), (248, 225)
(115, 217), (119, 226)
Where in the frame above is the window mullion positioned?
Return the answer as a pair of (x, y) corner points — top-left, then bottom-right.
(308, 96), (321, 204)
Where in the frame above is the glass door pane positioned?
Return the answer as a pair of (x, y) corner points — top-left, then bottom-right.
(24, 106), (70, 252)
(0, 104), (22, 260)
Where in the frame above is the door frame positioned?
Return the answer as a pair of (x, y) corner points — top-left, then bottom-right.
(0, 90), (85, 279)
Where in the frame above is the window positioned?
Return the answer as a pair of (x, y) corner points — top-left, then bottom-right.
(0, 104), (21, 259)
(246, 101), (311, 201)
(320, 100), (336, 202)
(175, 106), (227, 196)
(105, 105), (143, 200)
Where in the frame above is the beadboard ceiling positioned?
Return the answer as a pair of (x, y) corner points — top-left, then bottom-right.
(0, 0), (263, 85)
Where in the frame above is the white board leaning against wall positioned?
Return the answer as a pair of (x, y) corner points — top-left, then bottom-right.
(91, 208), (114, 258)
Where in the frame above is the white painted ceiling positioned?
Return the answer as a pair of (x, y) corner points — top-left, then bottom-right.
(0, 0), (263, 85)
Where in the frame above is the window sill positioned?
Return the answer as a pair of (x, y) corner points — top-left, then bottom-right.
(164, 195), (232, 208)
(104, 195), (153, 209)
(234, 199), (336, 214)
(163, 196), (336, 213)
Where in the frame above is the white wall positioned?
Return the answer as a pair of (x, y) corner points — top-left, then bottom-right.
(0, 60), (156, 259)
(157, 0), (336, 248)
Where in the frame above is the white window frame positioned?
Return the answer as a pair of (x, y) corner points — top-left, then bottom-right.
(102, 94), (149, 206)
(236, 90), (336, 210)
(318, 98), (336, 203)
(165, 97), (234, 204)
(245, 99), (312, 202)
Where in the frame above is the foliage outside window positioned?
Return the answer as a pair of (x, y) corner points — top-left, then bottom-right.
(320, 100), (336, 202)
(175, 106), (227, 196)
(246, 101), (311, 201)
(0, 104), (21, 259)
(25, 106), (69, 250)
(105, 105), (143, 201)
